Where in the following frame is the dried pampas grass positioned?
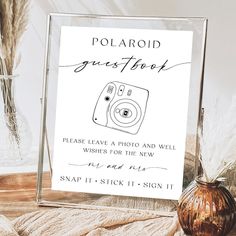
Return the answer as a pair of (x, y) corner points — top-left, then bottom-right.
(0, 0), (30, 146)
(200, 97), (236, 182)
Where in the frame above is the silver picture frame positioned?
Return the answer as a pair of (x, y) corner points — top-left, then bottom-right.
(36, 13), (207, 215)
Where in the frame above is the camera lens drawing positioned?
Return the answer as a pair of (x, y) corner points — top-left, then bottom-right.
(93, 81), (149, 135)
(110, 99), (142, 128)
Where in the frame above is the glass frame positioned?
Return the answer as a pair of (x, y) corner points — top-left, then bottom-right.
(36, 13), (207, 215)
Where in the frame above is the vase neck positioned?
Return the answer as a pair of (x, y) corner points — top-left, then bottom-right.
(195, 176), (221, 188)
(0, 74), (18, 80)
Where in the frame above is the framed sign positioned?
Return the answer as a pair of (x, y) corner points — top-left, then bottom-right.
(37, 13), (207, 214)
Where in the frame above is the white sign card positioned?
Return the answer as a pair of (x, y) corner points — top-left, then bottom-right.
(51, 25), (193, 200)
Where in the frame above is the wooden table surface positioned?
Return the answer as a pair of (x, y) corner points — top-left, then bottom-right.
(0, 172), (236, 235)
(0, 172), (51, 219)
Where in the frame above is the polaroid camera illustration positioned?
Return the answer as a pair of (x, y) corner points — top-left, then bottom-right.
(93, 81), (149, 135)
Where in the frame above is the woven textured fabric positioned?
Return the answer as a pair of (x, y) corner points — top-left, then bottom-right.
(0, 215), (18, 236)
(0, 208), (185, 236)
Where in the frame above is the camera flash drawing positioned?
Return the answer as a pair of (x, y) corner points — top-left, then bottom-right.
(93, 82), (149, 135)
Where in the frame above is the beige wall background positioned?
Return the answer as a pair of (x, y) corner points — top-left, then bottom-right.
(12, 0), (235, 171)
